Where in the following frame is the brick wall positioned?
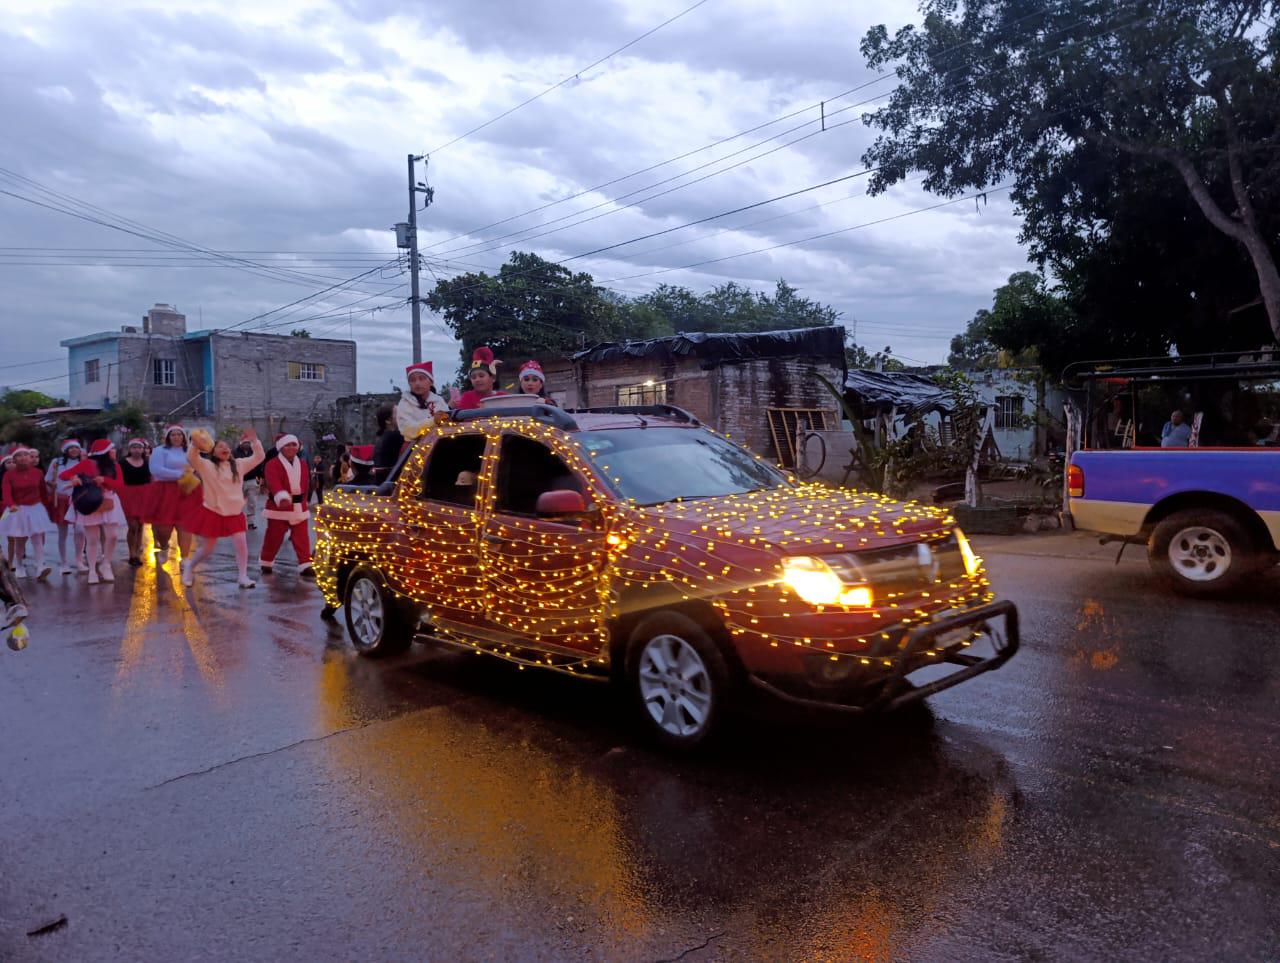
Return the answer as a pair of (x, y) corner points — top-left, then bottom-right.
(543, 354), (842, 459)
(210, 332), (357, 446)
(717, 357), (843, 458)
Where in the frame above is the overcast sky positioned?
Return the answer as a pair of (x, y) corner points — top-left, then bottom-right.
(0, 0), (1032, 398)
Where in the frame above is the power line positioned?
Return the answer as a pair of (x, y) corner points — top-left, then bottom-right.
(430, 3), (1156, 263)
(420, 0), (1126, 256)
(0, 169), (404, 297)
(425, 0), (713, 156)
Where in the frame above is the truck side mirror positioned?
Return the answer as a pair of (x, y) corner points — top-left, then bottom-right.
(535, 489), (586, 517)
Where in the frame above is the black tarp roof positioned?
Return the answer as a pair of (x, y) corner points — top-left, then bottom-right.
(844, 369), (953, 416)
(572, 325), (846, 366)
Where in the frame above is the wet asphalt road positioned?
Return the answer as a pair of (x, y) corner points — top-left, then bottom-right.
(1, 531), (1277, 961)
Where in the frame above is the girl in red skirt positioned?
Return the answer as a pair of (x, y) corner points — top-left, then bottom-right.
(148, 425), (198, 564)
(182, 428), (264, 589)
(118, 438), (155, 567)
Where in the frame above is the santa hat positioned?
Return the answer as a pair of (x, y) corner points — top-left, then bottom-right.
(469, 346), (499, 375)
(88, 439), (114, 456)
(275, 434), (300, 449)
(405, 361), (434, 384)
(126, 437), (146, 449)
(163, 424), (187, 441)
(61, 438), (83, 454)
(518, 360), (545, 383)
(348, 444), (374, 466)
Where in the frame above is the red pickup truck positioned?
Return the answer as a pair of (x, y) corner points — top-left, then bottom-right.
(314, 404), (1018, 750)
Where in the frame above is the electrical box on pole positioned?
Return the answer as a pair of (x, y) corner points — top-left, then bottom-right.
(394, 222), (412, 249)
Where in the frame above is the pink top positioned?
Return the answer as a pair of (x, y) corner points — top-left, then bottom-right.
(187, 440), (265, 517)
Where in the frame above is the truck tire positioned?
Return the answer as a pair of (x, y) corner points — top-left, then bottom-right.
(626, 612), (733, 752)
(343, 566), (411, 656)
(1149, 509), (1254, 597)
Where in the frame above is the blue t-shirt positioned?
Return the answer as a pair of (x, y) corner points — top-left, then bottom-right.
(1161, 421), (1191, 447)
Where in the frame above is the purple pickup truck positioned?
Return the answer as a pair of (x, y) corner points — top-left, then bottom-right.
(1068, 449), (1280, 595)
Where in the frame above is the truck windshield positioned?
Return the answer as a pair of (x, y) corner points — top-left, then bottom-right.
(576, 428), (790, 505)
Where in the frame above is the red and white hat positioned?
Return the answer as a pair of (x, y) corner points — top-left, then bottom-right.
(61, 438), (83, 454)
(405, 361), (434, 384)
(275, 434), (300, 449)
(88, 439), (114, 456)
(126, 437), (146, 449)
(469, 346), (499, 375)
(348, 444), (374, 466)
(517, 360), (545, 383)
(163, 424), (187, 442)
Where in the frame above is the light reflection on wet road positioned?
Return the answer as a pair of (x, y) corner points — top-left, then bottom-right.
(1, 533), (1276, 960)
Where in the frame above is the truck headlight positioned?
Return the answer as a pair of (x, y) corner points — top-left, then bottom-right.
(781, 556), (873, 608)
(955, 528), (982, 577)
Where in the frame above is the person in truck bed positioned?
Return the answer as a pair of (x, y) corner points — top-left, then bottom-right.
(1160, 410), (1191, 447)
(456, 346), (506, 410)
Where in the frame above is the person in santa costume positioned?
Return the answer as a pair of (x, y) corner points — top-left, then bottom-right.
(0, 447), (57, 581)
(182, 428), (265, 589)
(149, 425), (199, 564)
(347, 444), (376, 485)
(456, 346), (507, 410)
(395, 361), (447, 441)
(45, 438), (87, 575)
(59, 439), (126, 585)
(516, 359), (557, 405)
(259, 433), (315, 578)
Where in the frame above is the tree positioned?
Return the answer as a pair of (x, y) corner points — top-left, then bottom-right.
(861, 1), (1280, 342)
(846, 343), (907, 372)
(0, 389), (61, 413)
(634, 279), (841, 333)
(947, 309), (998, 370)
(426, 252), (650, 378)
(290, 329), (312, 338)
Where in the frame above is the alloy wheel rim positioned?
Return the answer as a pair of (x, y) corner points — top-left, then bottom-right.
(349, 578), (385, 644)
(638, 633), (713, 738)
(1169, 526), (1231, 582)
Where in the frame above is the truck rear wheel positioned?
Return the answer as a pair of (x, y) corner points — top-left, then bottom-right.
(626, 612), (732, 752)
(1149, 509), (1253, 597)
(343, 566), (410, 656)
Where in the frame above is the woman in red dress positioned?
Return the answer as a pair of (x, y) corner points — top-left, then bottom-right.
(118, 438), (155, 567)
(148, 425), (198, 564)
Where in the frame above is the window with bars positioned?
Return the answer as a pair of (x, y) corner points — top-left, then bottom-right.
(617, 381), (667, 406)
(994, 395), (1025, 429)
(83, 359), (100, 384)
(288, 361), (326, 382)
(153, 358), (176, 386)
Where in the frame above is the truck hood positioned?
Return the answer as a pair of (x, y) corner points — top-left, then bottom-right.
(636, 485), (953, 554)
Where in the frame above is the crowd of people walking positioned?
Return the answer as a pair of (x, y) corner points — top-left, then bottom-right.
(0, 346), (555, 631)
(0, 425), (315, 590)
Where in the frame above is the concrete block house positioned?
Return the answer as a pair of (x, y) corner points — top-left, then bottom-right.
(542, 326), (847, 466)
(60, 304), (356, 447)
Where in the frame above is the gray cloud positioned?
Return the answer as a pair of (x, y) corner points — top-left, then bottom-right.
(0, 0), (1032, 401)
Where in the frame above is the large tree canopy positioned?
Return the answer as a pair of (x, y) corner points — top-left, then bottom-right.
(861, 0), (1280, 342)
(426, 254), (845, 378)
(633, 280), (841, 333)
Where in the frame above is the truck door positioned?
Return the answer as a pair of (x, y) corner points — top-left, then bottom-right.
(480, 432), (611, 655)
(395, 430), (490, 628)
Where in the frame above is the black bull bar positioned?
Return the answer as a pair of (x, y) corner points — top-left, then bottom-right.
(748, 600), (1020, 714)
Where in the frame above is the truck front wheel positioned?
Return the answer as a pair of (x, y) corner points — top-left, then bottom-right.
(1149, 509), (1253, 596)
(343, 566), (411, 656)
(626, 612), (732, 752)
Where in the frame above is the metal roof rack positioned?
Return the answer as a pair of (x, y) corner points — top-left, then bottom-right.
(1063, 348), (1280, 386)
(449, 404), (579, 431)
(568, 404), (701, 425)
